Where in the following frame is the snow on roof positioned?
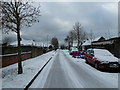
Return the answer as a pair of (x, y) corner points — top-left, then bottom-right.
(10, 39), (34, 46)
(10, 39), (51, 47)
(93, 36), (104, 41)
(82, 36), (105, 46)
(82, 40), (91, 46)
(93, 49), (112, 55)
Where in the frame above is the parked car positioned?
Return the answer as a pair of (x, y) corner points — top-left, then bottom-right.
(84, 48), (120, 71)
(80, 51), (85, 59)
(69, 47), (80, 58)
(69, 47), (78, 55)
(72, 51), (81, 58)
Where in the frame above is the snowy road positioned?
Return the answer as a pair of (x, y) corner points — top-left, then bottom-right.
(30, 49), (118, 88)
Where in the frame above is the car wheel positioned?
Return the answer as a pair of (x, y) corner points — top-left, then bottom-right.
(95, 63), (98, 69)
(85, 58), (89, 64)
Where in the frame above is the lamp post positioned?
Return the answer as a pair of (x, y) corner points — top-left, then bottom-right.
(47, 35), (49, 48)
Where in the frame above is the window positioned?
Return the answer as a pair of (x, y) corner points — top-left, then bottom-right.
(89, 50), (94, 55)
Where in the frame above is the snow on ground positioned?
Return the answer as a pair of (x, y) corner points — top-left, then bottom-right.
(30, 49), (118, 88)
(1, 49), (119, 88)
(0, 69), (2, 90)
(30, 51), (58, 88)
(31, 50), (83, 88)
(1, 51), (56, 88)
(62, 50), (118, 88)
(59, 51), (84, 88)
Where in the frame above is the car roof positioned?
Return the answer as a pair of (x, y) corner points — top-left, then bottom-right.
(87, 48), (107, 51)
(87, 48), (113, 55)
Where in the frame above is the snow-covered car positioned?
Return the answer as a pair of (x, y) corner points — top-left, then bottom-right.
(84, 48), (120, 71)
(69, 47), (78, 55)
(69, 47), (80, 58)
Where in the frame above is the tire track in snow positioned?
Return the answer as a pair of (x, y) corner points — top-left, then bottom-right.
(62, 50), (117, 88)
(29, 51), (57, 88)
(59, 50), (84, 88)
(43, 50), (74, 88)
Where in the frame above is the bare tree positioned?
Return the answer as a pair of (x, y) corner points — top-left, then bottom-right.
(73, 22), (82, 48)
(72, 22), (88, 50)
(81, 31), (88, 42)
(88, 29), (95, 41)
(51, 37), (59, 50)
(68, 30), (76, 47)
(2, 36), (12, 45)
(64, 35), (70, 50)
(1, 0), (41, 74)
(73, 22), (83, 48)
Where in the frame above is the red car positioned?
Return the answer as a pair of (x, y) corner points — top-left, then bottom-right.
(72, 51), (81, 58)
(84, 48), (120, 72)
(69, 47), (81, 58)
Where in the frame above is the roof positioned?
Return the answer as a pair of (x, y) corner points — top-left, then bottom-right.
(93, 36), (105, 41)
(82, 36), (105, 46)
(10, 39), (34, 46)
(82, 40), (91, 46)
(10, 39), (51, 47)
(92, 37), (120, 45)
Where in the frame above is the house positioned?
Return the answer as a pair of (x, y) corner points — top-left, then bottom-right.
(82, 36), (105, 50)
(10, 39), (34, 46)
(10, 39), (51, 47)
(91, 37), (120, 58)
(93, 36), (105, 42)
(82, 39), (91, 50)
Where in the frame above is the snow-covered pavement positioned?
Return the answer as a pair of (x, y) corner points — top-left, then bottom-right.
(30, 49), (118, 88)
(2, 49), (118, 88)
(2, 51), (56, 88)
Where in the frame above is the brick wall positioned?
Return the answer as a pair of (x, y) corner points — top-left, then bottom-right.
(2, 46), (44, 57)
(1, 46), (51, 68)
(1, 52), (32, 68)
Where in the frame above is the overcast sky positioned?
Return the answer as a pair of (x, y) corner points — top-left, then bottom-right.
(3, 2), (118, 45)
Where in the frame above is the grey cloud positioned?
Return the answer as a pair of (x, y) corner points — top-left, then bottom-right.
(20, 2), (118, 44)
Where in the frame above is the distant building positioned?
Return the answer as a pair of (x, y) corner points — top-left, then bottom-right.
(72, 41), (78, 47)
(10, 39), (34, 46)
(10, 39), (51, 47)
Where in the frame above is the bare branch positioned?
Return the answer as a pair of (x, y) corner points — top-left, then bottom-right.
(1, 1), (41, 33)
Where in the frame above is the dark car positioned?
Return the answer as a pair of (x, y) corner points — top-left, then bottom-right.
(84, 48), (120, 71)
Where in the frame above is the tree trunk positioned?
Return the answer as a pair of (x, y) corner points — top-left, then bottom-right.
(71, 38), (73, 47)
(77, 30), (80, 49)
(17, 25), (23, 74)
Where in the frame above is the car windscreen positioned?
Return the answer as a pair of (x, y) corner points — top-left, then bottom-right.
(71, 48), (78, 51)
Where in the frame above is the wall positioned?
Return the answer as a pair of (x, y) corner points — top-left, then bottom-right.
(1, 52), (32, 68)
(1, 46), (52, 68)
(2, 46), (44, 58)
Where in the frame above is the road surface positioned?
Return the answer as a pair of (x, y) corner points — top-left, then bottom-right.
(30, 49), (118, 88)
